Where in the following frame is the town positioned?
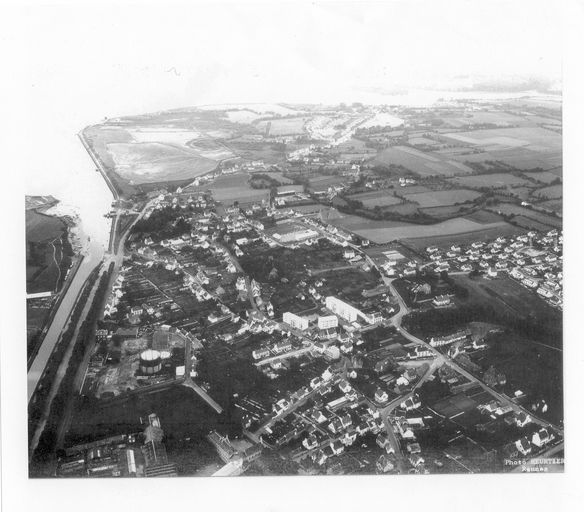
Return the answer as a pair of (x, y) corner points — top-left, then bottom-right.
(27, 99), (563, 477)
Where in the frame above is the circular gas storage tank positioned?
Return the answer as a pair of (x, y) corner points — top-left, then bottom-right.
(140, 349), (161, 362)
(140, 349), (162, 374)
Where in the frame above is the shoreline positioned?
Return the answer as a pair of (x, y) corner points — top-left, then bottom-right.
(77, 130), (119, 201)
(27, 253), (85, 371)
(27, 131), (116, 403)
(77, 130), (119, 253)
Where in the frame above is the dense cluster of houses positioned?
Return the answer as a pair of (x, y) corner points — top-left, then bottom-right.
(93, 177), (562, 475)
(259, 366), (390, 468)
(422, 229), (562, 309)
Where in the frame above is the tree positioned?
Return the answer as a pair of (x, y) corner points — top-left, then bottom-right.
(483, 365), (506, 388)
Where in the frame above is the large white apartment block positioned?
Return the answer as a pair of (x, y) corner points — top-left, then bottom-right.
(318, 314), (339, 330)
(283, 311), (309, 331)
(325, 296), (360, 323)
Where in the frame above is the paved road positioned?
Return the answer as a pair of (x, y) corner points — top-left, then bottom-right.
(252, 379), (334, 437)
(213, 240), (262, 315)
(355, 244), (563, 449)
(383, 276), (561, 432)
(182, 332), (223, 414)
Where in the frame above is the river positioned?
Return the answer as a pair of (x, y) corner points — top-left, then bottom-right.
(27, 125), (113, 402)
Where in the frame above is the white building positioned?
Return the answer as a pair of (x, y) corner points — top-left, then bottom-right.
(325, 296), (360, 323)
(273, 228), (318, 244)
(318, 315), (339, 330)
(282, 312), (309, 331)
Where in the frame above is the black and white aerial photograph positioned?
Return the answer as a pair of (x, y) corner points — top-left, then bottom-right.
(2, 0), (584, 510)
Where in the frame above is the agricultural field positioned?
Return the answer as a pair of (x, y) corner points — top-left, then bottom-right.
(379, 203), (420, 216)
(549, 167), (562, 177)
(262, 171), (293, 184)
(462, 209), (506, 225)
(188, 172), (271, 206)
(453, 147), (562, 171)
(408, 136), (439, 146)
(27, 304), (52, 355)
(359, 112), (403, 129)
(374, 145), (474, 177)
(524, 115), (562, 126)
(26, 208), (66, 244)
(441, 126), (562, 171)
(418, 205), (468, 219)
(539, 199), (562, 214)
(128, 128), (204, 146)
(222, 135), (287, 163)
(289, 204), (324, 215)
(533, 184), (562, 200)
(397, 185), (433, 195)
(441, 126), (561, 152)
(511, 216), (554, 232)
(331, 137), (377, 160)
(257, 117), (309, 136)
(26, 209), (70, 294)
(307, 175), (348, 192)
(523, 170), (562, 184)
(487, 203), (562, 229)
(402, 222), (524, 251)
(503, 96), (562, 112)
(346, 190), (402, 207)
(212, 187), (269, 206)
(199, 103), (302, 116)
(203, 173), (250, 189)
(448, 173), (531, 188)
(406, 189), (481, 208)
(440, 111), (526, 129)
(453, 274), (560, 326)
(224, 109), (265, 124)
(506, 187), (535, 201)
(83, 106), (295, 195)
(473, 332), (563, 424)
(84, 120), (230, 188)
(106, 141), (219, 184)
(329, 212), (511, 244)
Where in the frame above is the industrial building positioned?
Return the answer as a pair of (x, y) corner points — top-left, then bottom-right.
(139, 349), (162, 375)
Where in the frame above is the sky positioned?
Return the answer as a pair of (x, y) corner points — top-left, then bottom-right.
(2, 0), (564, 197)
(16, 0), (562, 119)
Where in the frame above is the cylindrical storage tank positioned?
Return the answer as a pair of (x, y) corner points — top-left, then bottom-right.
(140, 349), (162, 374)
